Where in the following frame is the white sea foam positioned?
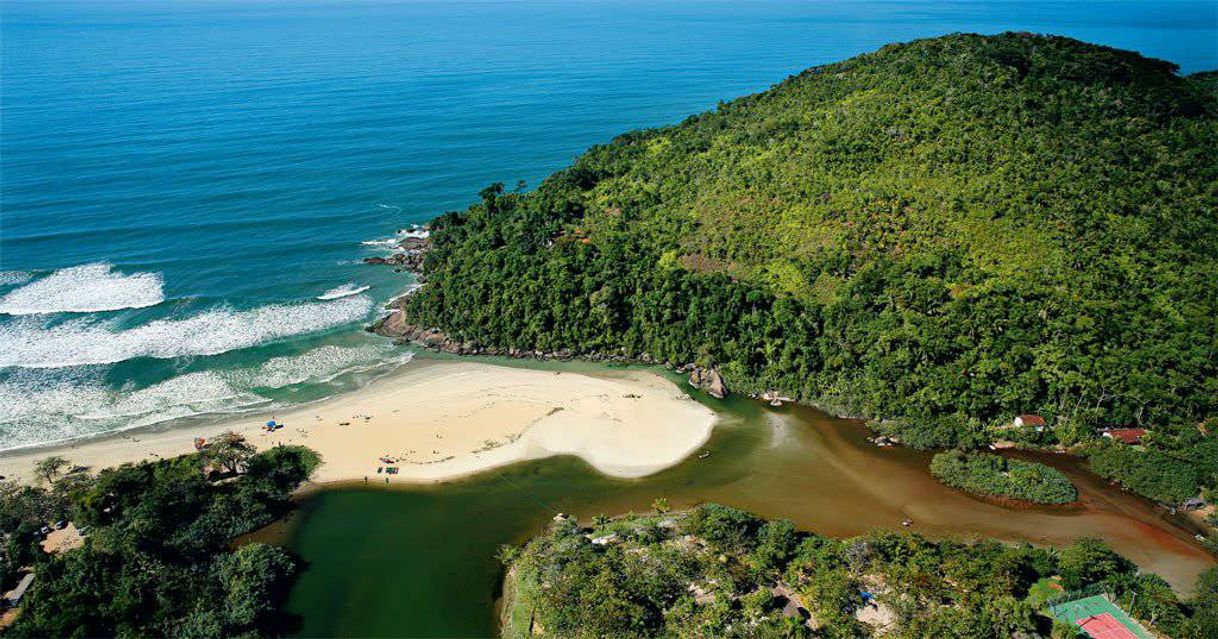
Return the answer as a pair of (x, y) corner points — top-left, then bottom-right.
(317, 283), (371, 300)
(76, 372), (256, 422)
(231, 343), (411, 389)
(0, 369), (265, 450)
(0, 368), (109, 425)
(0, 295), (374, 368)
(361, 224), (428, 248)
(0, 262), (164, 315)
(398, 225), (430, 239)
(0, 343), (414, 450)
(361, 237), (398, 246)
(0, 271), (34, 286)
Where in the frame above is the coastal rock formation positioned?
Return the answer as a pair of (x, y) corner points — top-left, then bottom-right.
(761, 390), (793, 407)
(367, 298), (411, 338)
(364, 230), (433, 336)
(363, 234), (430, 271)
(361, 250), (425, 271)
(371, 319), (459, 350)
(687, 366), (727, 399)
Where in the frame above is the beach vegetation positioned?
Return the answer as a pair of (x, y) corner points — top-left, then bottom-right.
(32, 455), (69, 485)
(2, 445), (319, 638)
(203, 430), (258, 476)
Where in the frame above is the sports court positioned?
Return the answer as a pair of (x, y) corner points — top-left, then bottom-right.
(1050, 594), (1151, 639)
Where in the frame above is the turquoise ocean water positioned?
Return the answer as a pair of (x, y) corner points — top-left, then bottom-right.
(2, 0), (1215, 450)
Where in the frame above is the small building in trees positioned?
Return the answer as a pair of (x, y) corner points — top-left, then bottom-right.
(1013, 414), (1047, 430)
(998, 414), (1047, 432)
(1100, 428), (1146, 445)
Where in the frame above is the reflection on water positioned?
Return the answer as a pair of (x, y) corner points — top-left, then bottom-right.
(273, 365), (1213, 638)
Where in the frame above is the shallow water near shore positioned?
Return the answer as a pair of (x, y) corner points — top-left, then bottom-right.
(266, 362), (1213, 638)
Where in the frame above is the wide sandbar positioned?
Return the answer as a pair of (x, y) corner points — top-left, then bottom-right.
(0, 361), (718, 485)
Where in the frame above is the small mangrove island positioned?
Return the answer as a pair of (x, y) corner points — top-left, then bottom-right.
(929, 451), (1078, 505)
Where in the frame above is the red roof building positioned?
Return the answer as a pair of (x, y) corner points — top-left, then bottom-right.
(1101, 428), (1146, 445)
(1014, 414), (1047, 428)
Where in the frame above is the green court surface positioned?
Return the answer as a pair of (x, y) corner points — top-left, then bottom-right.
(1050, 595), (1151, 639)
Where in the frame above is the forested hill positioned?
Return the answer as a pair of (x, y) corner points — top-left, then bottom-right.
(403, 33), (1217, 449)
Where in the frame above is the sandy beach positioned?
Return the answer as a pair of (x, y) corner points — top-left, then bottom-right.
(0, 361), (718, 485)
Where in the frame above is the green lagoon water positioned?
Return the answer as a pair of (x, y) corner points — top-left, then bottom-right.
(269, 361), (1213, 638)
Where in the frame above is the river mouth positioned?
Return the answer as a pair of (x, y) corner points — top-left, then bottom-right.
(259, 360), (1213, 638)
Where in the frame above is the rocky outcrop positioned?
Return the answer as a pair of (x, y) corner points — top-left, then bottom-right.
(687, 366), (727, 399)
(393, 236), (428, 271)
(367, 298), (410, 338)
(361, 250), (425, 272)
(363, 234), (430, 272)
(760, 390), (794, 407)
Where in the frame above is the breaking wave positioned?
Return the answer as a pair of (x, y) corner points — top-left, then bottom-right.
(317, 283), (371, 300)
(0, 295), (375, 369)
(360, 238), (398, 247)
(234, 343), (413, 389)
(0, 343), (413, 450)
(0, 262), (164, 315)
(0, 271), (34, 286)
(0, 368), (264, 450)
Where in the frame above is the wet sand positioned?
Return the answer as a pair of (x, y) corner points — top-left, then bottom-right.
(0, 361), (718, 484)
